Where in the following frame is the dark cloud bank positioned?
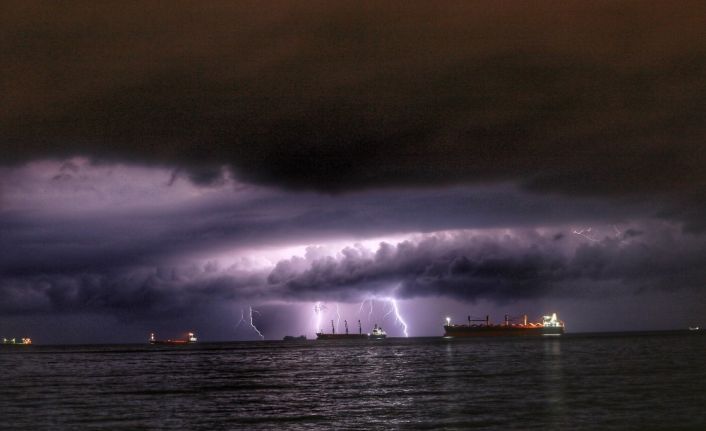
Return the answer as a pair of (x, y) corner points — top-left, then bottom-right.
(3, 228), (704, 319)
(2, 2), (705, 208)
(2, 2), (706, 339)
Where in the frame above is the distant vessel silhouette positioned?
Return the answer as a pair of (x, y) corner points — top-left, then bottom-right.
(149, 332), (197, 345)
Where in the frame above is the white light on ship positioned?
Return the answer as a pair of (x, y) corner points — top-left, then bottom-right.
(445, 317), (451, 325)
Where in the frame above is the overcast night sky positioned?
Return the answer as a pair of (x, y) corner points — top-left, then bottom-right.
(2, 1), (706, 344)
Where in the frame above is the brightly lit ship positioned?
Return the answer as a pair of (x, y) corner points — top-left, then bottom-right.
(316, 320), (368, 340)
(149, 332), (198, 345)
(369, 324), (387, 340)
(2, 337), (32, 345)
(443, 313), (565, 337)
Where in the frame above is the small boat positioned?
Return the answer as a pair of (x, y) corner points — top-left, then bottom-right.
(149, 332), (197, 345)
(369, 324), (387, 340)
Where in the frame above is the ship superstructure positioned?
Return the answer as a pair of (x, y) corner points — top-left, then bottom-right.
(443, 313), (565, 337)
(2, 337), (32, 345)
(369, 324), (387, 340)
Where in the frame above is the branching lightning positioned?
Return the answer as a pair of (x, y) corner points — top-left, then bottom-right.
(248, 305), (264, 339)
(385, 297), (409, 337)
(235, 308), (245, 331)
(574, 225), (628, 243)
(335, 302), (341, 333)
(383, 302), (394, 319)
(234, 306), (264, 339)
(573, 227), (599, 242)
(357, 298), (375, 325)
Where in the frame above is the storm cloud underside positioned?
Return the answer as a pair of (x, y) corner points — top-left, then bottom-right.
(2, 2), (706, 341)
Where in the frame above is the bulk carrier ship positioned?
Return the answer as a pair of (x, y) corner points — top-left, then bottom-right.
(443, 313), (565, 337)
(316, 320), (389, 340)
(316, 320), (368, 340)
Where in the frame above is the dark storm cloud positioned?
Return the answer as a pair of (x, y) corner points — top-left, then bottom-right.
(0, 161), (648, 279)
(5, 227), (705, 318)
(0, 263), (268, 317)
(2, 1), (705, 206)
(270, 230), (706, 302)
(2, 161), (703, 325)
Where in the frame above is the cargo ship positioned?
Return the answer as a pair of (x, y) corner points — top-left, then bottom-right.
(316, 320), (367, 340)
(443, 313), (565, 337)
(149, 332), (198, 345)
(2, 337), (32, 345)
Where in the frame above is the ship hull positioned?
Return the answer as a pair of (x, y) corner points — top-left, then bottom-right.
(444, 325), (564, 337)
(1, 339), (32, 345)
(149, 340), (195, 345)
(316, 333), (367, 340)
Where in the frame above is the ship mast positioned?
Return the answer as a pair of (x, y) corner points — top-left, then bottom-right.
(467, 315), (489, 326)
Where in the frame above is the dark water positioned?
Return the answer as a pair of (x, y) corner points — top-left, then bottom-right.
(1, 332), (705, 430)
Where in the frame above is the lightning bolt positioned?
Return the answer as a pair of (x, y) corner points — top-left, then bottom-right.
(235, 308), (245, 331)
(358, 299), (367, 315)
(386, 297), (409, 337)
(573, 227), (599, 242)
(313, 301), (324, 333)
(356, 298), (375, 325)
(248, 305), (264, 339)
(383, 302), (394, 319)
(335, 303), (341, 333)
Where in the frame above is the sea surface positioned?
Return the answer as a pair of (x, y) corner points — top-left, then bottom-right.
(1, 332), (705, 430)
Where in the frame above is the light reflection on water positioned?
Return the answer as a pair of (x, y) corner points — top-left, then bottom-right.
(543, 338), (566, 427)
(1, 333), (705, 430)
